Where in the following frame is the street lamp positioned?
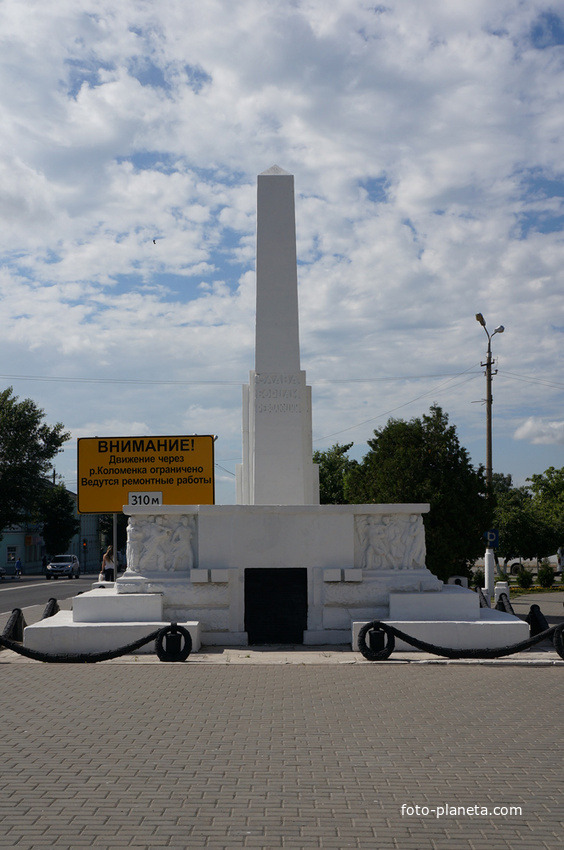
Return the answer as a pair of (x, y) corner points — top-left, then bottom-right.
(475, 313), (505, 599)
(475, 313), (505, 489)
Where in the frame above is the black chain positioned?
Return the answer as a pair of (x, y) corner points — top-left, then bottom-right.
(0, 624), (191, 664)
(357, 620), (564, 662)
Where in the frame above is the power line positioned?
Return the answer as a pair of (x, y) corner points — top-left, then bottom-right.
(313, 366), (563, 446)
(0, 374), (241, 386)
(2, 368), (560, 391)
(312, 372), (482, 383)
(498, 370), (564, 391)
(313, 368), (481, 444)
(215, 463), (236, 477)
(19, 364), (560, 465)
(0, 370), (481, 387)
(42, 363), (486, 451)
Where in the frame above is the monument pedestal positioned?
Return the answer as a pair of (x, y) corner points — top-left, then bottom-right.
(24, 586), (201, 654)
(92, 503), (440, 646)
(24, 502), (529, 653)
(352, 585), (528, 651)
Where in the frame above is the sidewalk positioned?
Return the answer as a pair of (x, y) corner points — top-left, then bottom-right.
(0, 657), (561, 849)
(0, 593), (562, 849)
(2, 645), (562, 665)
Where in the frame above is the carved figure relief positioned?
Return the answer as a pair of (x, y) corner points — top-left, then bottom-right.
(355, 514), (426, 570)
(355, 516), (388, 569)
(125, 516), (141, 573)
(170, 515), (194, 571)
(126, 515), (196, 574)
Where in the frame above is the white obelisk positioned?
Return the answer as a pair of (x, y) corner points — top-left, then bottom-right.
(236, 166), (320, 505)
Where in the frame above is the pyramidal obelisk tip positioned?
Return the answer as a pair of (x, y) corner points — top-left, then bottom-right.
(260, 165), (291, 176)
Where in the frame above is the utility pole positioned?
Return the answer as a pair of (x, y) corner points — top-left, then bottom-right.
(475, 313), (505, 489)
(475, 313), (505, 598)
(484, 328), (494, 489)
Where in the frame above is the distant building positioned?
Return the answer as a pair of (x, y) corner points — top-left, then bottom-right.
(0, 489), (103, 576)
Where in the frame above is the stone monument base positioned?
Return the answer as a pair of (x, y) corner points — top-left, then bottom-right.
(112, 503), (443, 645)
(23, 586), (201, 655)
(352, 586), (529, 651)
(24, 504), (529, 654)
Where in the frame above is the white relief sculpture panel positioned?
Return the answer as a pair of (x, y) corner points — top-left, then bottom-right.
(126, 514), (195, 574)
(355, 514), (426, 570)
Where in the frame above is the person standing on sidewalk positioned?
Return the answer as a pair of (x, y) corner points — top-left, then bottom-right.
(101, 546), (115, 581)
(15, 557), (22, 578)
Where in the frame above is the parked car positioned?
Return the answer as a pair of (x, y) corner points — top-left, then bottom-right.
(0, 565), (5, 580)
(45, 555), (80, 580)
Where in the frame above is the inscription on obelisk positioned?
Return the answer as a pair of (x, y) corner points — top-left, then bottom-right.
(236, 166), (319, 505)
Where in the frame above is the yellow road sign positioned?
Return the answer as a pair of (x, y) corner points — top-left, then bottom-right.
(77, 435), (215, 513)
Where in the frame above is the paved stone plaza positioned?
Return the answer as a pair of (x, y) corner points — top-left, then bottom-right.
(0, 658), (562, 850)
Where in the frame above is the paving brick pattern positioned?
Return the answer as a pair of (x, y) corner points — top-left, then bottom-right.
(0, 664), (562, 849)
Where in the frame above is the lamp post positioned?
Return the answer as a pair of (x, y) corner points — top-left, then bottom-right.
(475, 314), (504, 487)
(475, 313), (505, 598)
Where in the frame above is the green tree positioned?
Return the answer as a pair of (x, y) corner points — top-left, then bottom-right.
(0, 387), (69, 538)
(492, 482), (538, 564)
(527, 466), (564, 544)
(493, 469), (563, 564)
(345, 405), (491, 582)
(313, 442), (358, 504)
(40, 484), (80, 555)
(491, 472), (513, 494)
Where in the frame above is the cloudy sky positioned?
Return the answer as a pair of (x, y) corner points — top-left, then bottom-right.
(1, 0), (564, 504)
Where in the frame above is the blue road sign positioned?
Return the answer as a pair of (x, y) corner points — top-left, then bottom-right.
(484, 529), (499, 548)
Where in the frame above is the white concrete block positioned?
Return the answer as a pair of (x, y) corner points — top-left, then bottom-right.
(116, 576), (148, 593)
(344, 569), (362, 582)
(389, 586), (479, 621)
(24, 611), (201, 654)
(73, 589), (163, 623)
(191, 569), (209, 583)
(495, 582), (510, 603)
(447, 575), (469, 588)
(324, 569), (342, 582)
(352, 611), (529, 652)
(210, 569), (230, 583)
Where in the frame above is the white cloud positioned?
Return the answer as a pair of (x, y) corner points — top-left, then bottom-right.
(514, 418), (564, 446)
(0, 0), (563, 501)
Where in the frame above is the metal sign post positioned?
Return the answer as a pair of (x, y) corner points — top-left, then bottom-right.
(113, 513), (118, 581)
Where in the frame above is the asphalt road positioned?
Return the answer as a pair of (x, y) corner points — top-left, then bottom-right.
(0, 575), (94, 615)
